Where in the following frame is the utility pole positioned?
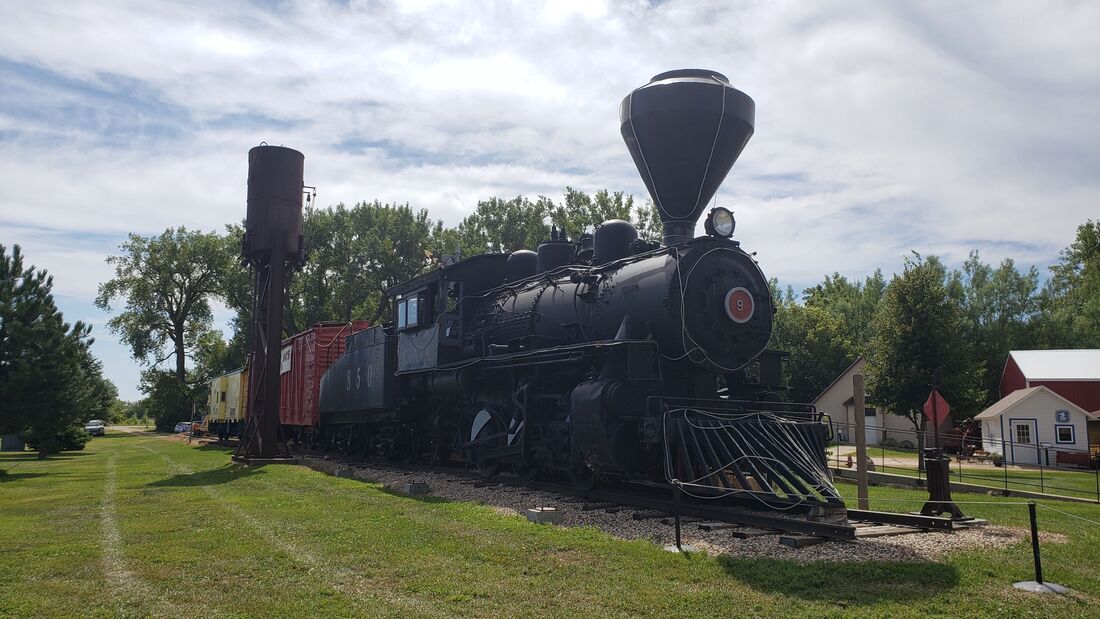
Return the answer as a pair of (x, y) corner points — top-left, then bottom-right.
(853, 373), (869, 510)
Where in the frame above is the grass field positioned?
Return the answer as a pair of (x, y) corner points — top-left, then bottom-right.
(828, 443), (1100, 501)
(2, 431), (1098, 618)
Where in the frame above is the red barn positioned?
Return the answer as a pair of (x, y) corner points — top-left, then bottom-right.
(1000, 350), (1100, 413)
(999, 350), (1100, 460)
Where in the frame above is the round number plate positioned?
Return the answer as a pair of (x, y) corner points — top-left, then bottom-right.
(724, 287), (754, 323)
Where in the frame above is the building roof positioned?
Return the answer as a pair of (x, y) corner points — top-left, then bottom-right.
(812, 357), (865, 405)
(1007, 349), (1100, 381)
(975, 385), (1097, 420)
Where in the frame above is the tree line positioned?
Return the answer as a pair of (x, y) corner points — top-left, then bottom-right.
(773, 220), (1100, 436)
(90, 184), (1099, 435)
(95, 189), (658, 430)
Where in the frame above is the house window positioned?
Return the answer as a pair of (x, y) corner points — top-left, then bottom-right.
(1055, 425), (1075, 444)
(1015, 424), (1031, 445)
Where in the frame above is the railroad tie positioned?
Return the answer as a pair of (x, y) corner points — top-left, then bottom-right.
(778, 534), (829, 548)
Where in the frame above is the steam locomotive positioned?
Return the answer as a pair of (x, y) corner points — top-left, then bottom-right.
(316, 70), (836, 501)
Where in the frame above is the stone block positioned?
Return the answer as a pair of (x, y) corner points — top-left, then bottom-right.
(526, 507), (564, 525)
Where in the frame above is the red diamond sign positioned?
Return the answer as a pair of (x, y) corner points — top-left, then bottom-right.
(923, 390), (950, 426)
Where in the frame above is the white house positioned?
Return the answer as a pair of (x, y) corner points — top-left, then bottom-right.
(813, 358), (914, 446)
(975, 385), (1097, 466)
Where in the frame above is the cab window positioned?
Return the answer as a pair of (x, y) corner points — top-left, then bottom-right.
(395, 294), (421, 330)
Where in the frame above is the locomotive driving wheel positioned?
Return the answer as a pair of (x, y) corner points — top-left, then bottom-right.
(513, 461), (540, 484)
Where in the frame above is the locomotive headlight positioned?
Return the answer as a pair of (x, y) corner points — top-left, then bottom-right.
(705, 207), (735, 238)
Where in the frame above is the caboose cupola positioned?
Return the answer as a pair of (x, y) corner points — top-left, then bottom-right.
(619, 69), (755, 246)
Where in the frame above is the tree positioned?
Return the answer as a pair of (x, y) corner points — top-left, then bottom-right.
(140, 369), (196, 432)
(803, 270), (886, 355)
(867, 253), (984, 455)
(551, 188), (631, 240)
(1039, 219), (1100, 347)
(96, 227), (230, 381)
(452, 196), (554, 254)
(770, 290), (855, 402)
(1, 244), (106, 456)
(954, 251), (1040, 405)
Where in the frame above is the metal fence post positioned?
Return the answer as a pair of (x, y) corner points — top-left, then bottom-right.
(1039, 448), (1045, 494)
(1095, 463), (1099, 504)
(1028, 501), (1043, 585)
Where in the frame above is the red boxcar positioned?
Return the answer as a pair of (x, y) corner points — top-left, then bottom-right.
(279, 321), (370, 430)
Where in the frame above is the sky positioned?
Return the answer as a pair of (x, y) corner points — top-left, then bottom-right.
(1, 0), (1097, 400)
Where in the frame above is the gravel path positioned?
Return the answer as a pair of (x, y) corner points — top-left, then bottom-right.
(298, 456), (1040, 564)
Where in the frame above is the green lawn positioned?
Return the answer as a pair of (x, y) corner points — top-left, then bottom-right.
(1, 431), (1098, 617)
(828, 443), (1100, 501)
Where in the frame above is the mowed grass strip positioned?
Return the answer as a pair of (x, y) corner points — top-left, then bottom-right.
(0, 431), (1095, 618)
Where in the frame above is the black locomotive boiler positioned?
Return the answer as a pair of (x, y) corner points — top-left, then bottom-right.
(318, 70), (841, 508)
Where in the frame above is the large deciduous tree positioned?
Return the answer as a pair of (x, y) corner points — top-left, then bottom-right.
(769, 282), (855, 403)
(96, 227), (229, 382)
(954, 251), (1040, 406)
(802, 270), (887, 356)
(867, 254), (984, 451)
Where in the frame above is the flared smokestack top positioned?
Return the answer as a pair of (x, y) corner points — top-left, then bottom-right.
(620, 69), (755, 246)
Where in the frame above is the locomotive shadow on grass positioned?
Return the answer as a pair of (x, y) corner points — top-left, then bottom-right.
(717, 557), (959, 603)
(146, 463), (266, 488)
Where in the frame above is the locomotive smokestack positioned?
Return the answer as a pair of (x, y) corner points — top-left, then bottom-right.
(620, 69), (755, 246)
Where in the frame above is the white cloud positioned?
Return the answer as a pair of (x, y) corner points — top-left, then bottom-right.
(1, 0), (1098, 398)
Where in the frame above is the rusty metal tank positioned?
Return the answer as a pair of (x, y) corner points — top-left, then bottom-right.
(244, 145), (304, 259)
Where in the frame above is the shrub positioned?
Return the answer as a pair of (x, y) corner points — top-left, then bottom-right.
(883, 438), (898, 447)
(899, 440), (915, 449)
(24, 425), (90, 454)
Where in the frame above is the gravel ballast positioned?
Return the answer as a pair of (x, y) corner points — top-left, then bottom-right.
(298, 456), (1039, 564)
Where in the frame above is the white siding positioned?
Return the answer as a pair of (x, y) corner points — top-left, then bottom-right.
(812, 359), (916, 446)
(979, 388), (1092, 464)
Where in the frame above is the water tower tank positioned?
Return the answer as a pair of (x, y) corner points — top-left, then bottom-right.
(244, 145), (304, 259)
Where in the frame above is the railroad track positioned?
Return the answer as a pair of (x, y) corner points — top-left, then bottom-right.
(286, 448), (984, 546)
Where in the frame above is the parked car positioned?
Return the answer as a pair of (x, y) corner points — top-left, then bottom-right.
(84, 419), (106, 436)
(173, 421), (191, 433)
